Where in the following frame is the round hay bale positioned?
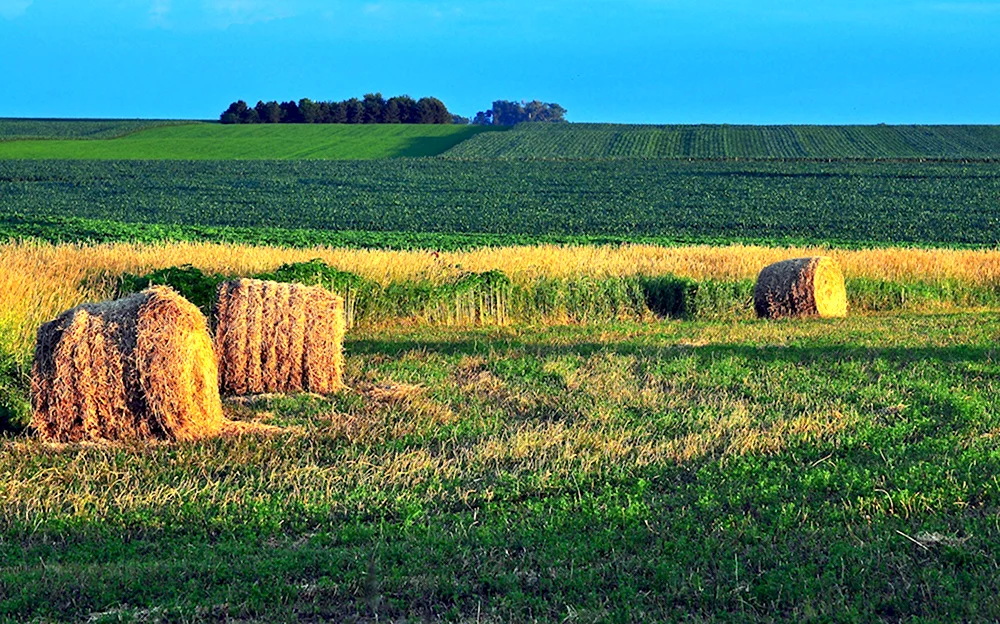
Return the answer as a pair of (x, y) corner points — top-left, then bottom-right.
(753, 256), (847, 319)
(214, 279), (345, 396)
(31, 286), (226, 442)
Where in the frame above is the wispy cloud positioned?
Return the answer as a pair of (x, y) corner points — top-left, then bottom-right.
(356, 1), (465, 20)
(203, 0), (297, 27)
(149, 0), (171, 26)
(926, 2), (1000, 13)
(0, 0), (32, 20)
(143, 0), (471, 32)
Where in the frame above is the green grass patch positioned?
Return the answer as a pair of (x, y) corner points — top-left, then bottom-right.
(0, 123), (502, 160)
(3, 315), (1000, 620)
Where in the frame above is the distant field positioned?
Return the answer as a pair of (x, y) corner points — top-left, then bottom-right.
(8, 121), (1000, 161)
(443, 123), (1000, 160)
(0, 123), (502, 159)
(2, 159), (999, 248)
(9, 121), (1000, 161)
(0, 118), (196, 141)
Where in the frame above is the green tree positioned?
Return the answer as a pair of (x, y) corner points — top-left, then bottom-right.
(362, 93), (386, 124)
(418, 97), (451, 124)
(383, 99), (402, 124)
(279, 100), (302, 123)
(490, 100), (525, 125)
(220, 100), (249, 124)
(391, 95), (420, 123)
(299, 98), (321, 123)
(328, 101), (347, 124)
(344, 98), (364, 124)
(487, 100), (567, 125)
(255, 100), (282, 123)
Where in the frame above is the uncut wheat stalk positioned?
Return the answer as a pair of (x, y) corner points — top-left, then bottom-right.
(753, 256), (847, 319)
(31, 286), (229, 442)
(214, 279), (345, 396)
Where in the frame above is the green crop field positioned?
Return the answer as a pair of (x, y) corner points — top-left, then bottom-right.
(443, 123), (1000, 160)
(4, 316), (1000, 621)
(0, 123), (502, 160)
(8, 121), (1000, 161)
(0, 118), (196, 141)
(2, 159), (999, 248)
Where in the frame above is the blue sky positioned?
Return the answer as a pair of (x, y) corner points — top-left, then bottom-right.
(0, 0), (998, 123)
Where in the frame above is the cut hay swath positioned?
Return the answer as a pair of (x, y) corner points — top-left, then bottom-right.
(753, 256), (847, 319)
(31, 286), (230, 442)
(214, 278), (345, 396)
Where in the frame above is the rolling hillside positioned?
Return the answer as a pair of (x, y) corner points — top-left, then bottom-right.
(0, 123), (501, 160)
(6, 121), (1000, 161)
(443, 123), (1000, 160)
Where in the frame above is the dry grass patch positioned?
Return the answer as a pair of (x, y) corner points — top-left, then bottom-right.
(321, 381), (457, 444)
(472, 403), (855, 472)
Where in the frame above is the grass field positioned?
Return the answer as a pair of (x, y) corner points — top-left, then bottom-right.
(3, 314), (1000, 620)
(0, 123), (501, 160)
(444, 123), (1000, 160)
(2, 159), (1000, 248)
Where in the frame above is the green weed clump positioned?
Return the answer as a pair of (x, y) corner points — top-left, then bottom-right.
(120, 260), (518, 328)
(639, 276), (755, 320)
(0, 355), (30, 433)
(118, 265), (229, 317)
(256, 260), (380, 328)
(511, 276), (647, 323)
(428, 269), (512, 325)
(368, 269), (514, 326)
(847, 278), (1000, 312)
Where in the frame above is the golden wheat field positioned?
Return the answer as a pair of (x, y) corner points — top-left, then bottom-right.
(2, 240), (999, 359)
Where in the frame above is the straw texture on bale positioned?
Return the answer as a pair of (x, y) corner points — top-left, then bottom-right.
(31, 286), (227, 442)
(214, 279), (345, 396)
(753, 256), (848, 319)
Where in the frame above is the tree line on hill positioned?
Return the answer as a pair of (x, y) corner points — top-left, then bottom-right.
(221, 94), (457, 125)
(220, 94), (567, 125)
(472, 100), (567, 125)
